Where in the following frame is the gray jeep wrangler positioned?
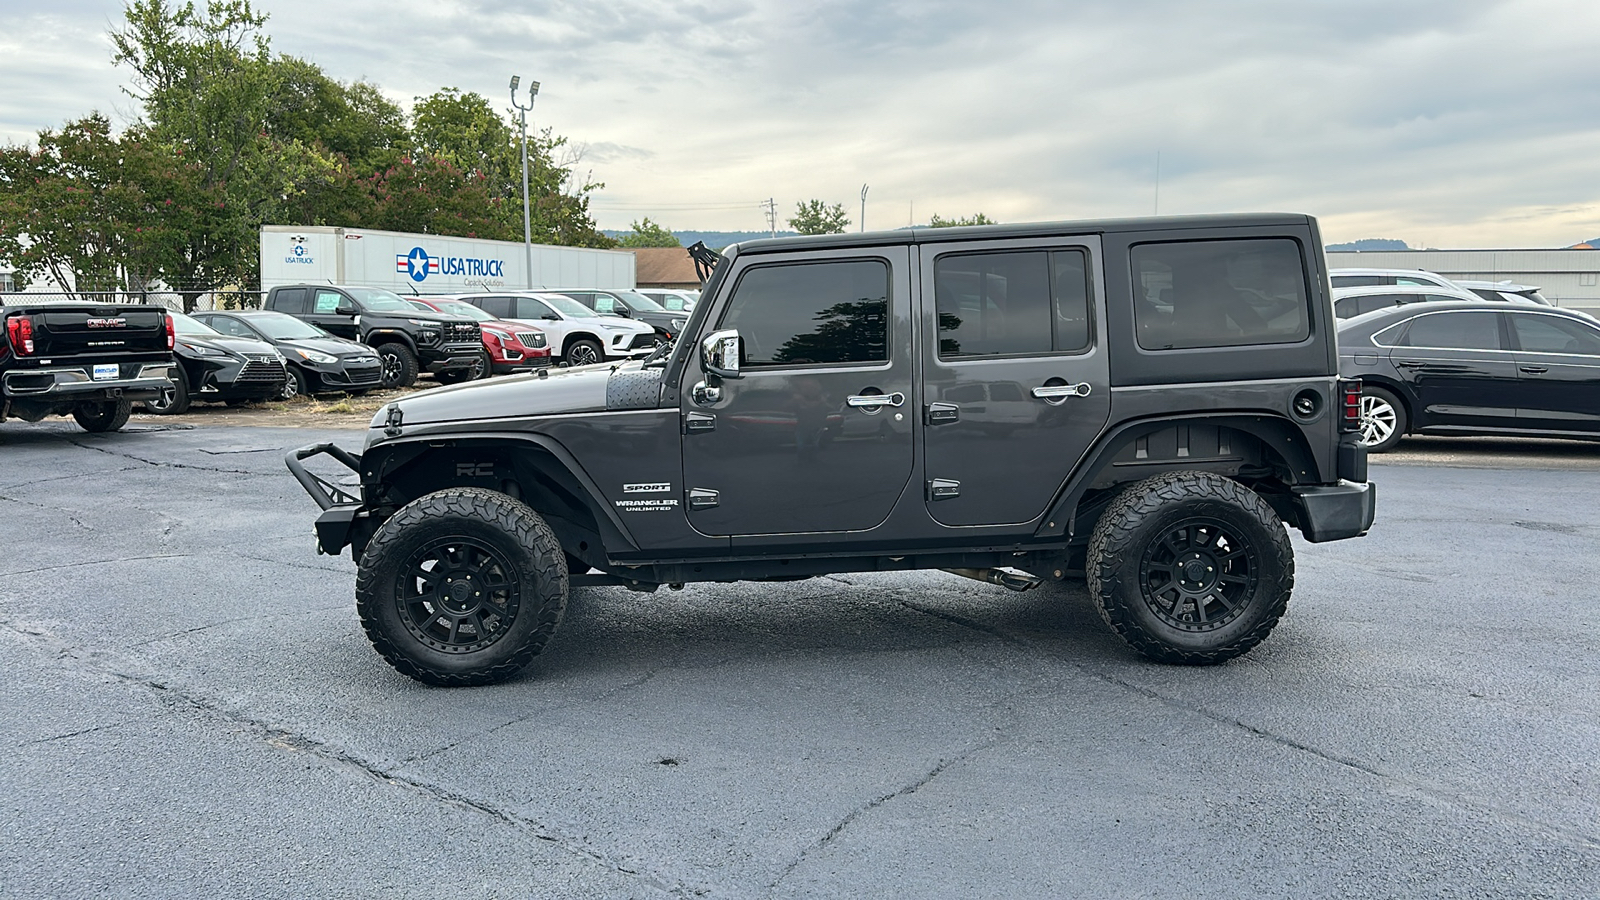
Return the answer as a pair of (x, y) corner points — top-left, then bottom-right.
(288, 214), (1375, 686)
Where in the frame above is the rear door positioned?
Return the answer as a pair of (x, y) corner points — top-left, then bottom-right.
(1506, 311), (1600, 433)
(680, 246), (914, 537)
(1388, 309), (1517, 427)
(919, 237), (1111, 526)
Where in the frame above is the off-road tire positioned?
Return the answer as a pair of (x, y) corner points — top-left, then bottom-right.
(72, 398), (132, 433)
(376, 342), (418, 389)
(146, 371), (190, 415)
(1358, 385), (1406, 453)
(564, 339), (603, 367)
(356, 488), (568, 686)
(1088, 471), (1293, 665)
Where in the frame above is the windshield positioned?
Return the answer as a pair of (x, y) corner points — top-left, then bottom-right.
(536, 293), (605, 318)
(346, 287), (417, 312)
(171, 311), (220, 337)
(249, 313), (329, 340)
(433, 300), (495, 321)
(615, 290), (667, 313)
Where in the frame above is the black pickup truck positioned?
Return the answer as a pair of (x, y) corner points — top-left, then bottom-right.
(2, 301), (176, 433)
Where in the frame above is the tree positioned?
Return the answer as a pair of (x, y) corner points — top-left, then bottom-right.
(618, 217), (681, 248)
(928, 213), (996, 228)
(789, 199), (850, 235)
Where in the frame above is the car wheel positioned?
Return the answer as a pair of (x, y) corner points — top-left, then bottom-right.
(565, 339), (603, 367)
(145, 372), (190, 415)
(282, 367), (309, 400)
(71, 399), (132, 433)
(1357, 386), (1406, 452)
(1088, 471), (1293, 665)
(355, 488), (569, 686)
(376, 342), (418, 389)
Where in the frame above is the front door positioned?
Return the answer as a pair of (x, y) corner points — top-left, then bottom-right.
(1506, 310), (1600, 433)
(919, 238), (1111, 526)
(680, 248), (914, 536)
(306, 288), (359, 340)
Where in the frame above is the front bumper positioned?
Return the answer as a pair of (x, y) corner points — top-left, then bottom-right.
(420, 342), (484, 373)
(3, 364), (175, 401)
(286, 443), (368, 556)
(1291, 480), (1376, 543)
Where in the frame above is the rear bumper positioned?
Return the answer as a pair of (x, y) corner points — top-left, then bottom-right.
(3, 364), (175, 401)
(1291, 480), (1376, 543)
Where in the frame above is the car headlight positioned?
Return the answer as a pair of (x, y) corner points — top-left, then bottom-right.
(182, 342), (223, 356)
(409, 320), (439, 328)
(295, 349), (338, 364)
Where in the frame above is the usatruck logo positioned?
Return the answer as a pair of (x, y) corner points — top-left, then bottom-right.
(397, 246), (506, 283)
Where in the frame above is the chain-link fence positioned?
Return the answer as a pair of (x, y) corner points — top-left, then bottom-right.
(0, 290), (267, 311)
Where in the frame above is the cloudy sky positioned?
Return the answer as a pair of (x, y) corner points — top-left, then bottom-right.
(3, 0), (1597, 247)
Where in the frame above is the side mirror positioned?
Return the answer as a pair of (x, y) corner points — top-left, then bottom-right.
(701, 329), (742, 379)
(611, 307), (632, 318)
(541, 312), (560, 321)
(335, 302), (357, 316)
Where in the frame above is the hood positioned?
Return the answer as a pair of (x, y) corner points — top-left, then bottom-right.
(376, 360), (620, 428)
(277, 336), (373, 357)
(178, 334), (276, 356)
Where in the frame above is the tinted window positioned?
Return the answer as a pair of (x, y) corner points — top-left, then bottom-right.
(477, 297), (513, 318)
(1132, 239), (1309, 350)
(1400, 312), (1501, 350)
(720, 259), (889, 367)
(1510, 315), (1600, 355)
(271, 287), (308, 314)
(934, 249), (1091, 358)
(1332, 275), (1391, 288)
(206, 316), (256, 338)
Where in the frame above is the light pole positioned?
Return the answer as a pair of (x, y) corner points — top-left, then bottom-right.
(510, 76), (540, 289)
(860, 184), (869, 233)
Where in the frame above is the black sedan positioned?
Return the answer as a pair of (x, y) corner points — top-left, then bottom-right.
(148, 312), (288, 414)
(1339, 301), (1600, 451)
(195, 310), (382, 398)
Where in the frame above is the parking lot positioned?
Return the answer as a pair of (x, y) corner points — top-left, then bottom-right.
(2, 419), (1597, 898)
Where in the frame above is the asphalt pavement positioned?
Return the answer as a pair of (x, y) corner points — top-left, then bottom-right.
(1, 421), (1597, 899)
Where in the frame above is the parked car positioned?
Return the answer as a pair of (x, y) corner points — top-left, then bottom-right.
(407, 297), (553, 375)
(1332, 283), (1497, 319)
(1329, 267), (1461, 290)
(1453, 279), (1553, 306)
(149, 312), (288, 414)
(451, 291), (659, 365)
(1339, 301), (1600, 450)
(554, 288), (690, 339)
(262, 284), (482, 388)
(192, 310), (382, 398)
(1, 298), (175, 433)
(637, 288), (698, 312)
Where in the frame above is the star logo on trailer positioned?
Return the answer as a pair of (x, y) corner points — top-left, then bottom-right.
(396, 247), (439, 282)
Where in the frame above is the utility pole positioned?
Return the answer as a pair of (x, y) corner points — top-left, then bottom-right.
(761, 198), (777, 238)
(510, 76), (540, 289)
(860, 184), (869, 233)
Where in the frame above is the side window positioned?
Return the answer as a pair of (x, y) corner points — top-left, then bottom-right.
(1399, 312), (1502, 350)
(1510, 315), (1600, 355)
(1425, 293), (1477, 304)
(210, 317), (252, 338)
(934, 248), (1092, 358)
(272, 288), (308, 314)
(1396, 276), (1438, 286)
(521, 298), (557, 319)
(1131, 238), (1310, 350)
(313, 290), (346, 314)
(719, 259), (889, 367)
(478, 296), (513, 318)
(1332, 275), (1389, 288)
(591, 294), (617, 314)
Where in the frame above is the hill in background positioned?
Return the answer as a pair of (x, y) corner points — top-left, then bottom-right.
(1324, 239), (1410, 252)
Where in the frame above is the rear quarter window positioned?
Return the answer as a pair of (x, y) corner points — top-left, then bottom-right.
(1131, 238), (1310, 350)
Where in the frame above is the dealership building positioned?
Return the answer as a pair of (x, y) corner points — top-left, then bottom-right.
(1325, 248), (1600, 316)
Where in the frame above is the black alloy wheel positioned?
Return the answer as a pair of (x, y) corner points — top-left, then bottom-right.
(395, 537), (521, 655)
(1137, 518), (1257, 633)
(376, 342), (418, 389)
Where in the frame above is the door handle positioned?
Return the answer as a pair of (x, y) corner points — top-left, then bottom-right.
(925, 402), (960, 425)
(683, 411), (715, 433)
(1031, 383), (1092, 400)
(1519, 365), (1549, 375)
(847, 392), (905, 409)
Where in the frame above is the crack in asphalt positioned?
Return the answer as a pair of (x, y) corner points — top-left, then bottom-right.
(229, 551), (352, 575)
(767, 739), (997, 893)
(0, 554), (190, 578)
(889, 588), (1600, 853)
(131, 605), (349, 647)
(0, 464), (142, 491)
(64, 438), (256, 475)
(2, 622), (695, 898)
(19, 722), (125, 747)
(0, 493), (94, 530)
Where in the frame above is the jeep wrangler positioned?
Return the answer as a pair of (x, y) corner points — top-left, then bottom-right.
(288, 214), (1375, 686)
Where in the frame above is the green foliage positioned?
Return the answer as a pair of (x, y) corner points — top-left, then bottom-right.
(617, 217), (681, 248)
(788, 199), (850, 235)
(927, 213), (997, 228)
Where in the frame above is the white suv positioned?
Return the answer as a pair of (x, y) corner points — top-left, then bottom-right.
(444, 292), (658, 366)
(1329, 267), (1460, 290)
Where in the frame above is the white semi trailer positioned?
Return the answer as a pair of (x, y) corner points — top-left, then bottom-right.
(259, 225), (635, 295)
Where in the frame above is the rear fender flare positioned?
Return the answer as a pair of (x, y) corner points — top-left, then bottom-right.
(1035, 412), (1320, 540)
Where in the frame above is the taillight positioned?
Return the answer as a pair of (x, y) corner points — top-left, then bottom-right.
(6, 315), (34, 355)
(165, 314), (176, 350)
(1339, 378), (1362, 432)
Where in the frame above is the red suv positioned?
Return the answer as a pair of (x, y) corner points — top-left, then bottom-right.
(408, 298), (552, 375)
